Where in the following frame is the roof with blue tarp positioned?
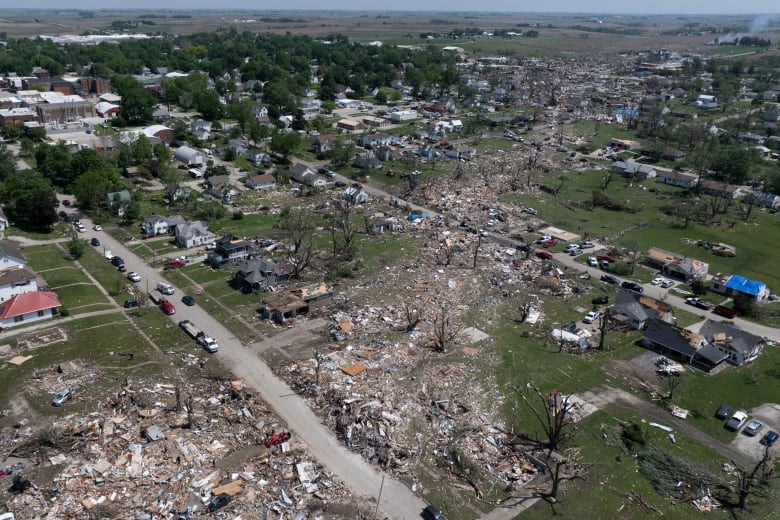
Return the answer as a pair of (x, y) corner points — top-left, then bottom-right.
(724, 274), (765, 296)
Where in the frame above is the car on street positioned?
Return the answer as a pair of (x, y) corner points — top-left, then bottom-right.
(569, 248), (581, 256)
(685, 297), (713, 310)
(181, 295), (196, 306)
(761, 431), (779, 447)
(579, 241), (595, 249)
(651, 277), (664, 285)
(123, 299), (139, 308)
(592, 295), (609, 305)
(111, 256), (125, 267)
(127, 272), (141, 283)
(715, 404), (731, 420)
(422, 504), (447, 520)
(206, 493), (232, 513)
(601, 274), (619, 285)
(92, 224), (102, 231)
(744, 419), (764, 436)
(621, 281), (644, 293)
(536, 235), (552, 244)
(583, 310), (600, 324)
(535, 250), (553, 260)
(62, 199), (71, 207)
(160, 300), (176, 315)
(725, 410), (748, 431)
(90, 238), (100, 247)
(51, 388), (72, 407)
(75, 223), (86, 233)
(660, 279), (675, 288)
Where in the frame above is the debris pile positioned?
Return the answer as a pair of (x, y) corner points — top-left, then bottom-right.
(1, 370), (356, 519)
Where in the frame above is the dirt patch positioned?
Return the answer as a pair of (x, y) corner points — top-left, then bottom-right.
(602, 359), (661, 396)
(12, 327), (69, 354)
(25, 360), (104, 398)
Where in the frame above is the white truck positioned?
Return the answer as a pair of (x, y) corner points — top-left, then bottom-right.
(156, 281), (175, 295)
(178, 320), (219, 353)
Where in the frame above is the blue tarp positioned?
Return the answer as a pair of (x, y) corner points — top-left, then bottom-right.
(724, 274), (765, 296)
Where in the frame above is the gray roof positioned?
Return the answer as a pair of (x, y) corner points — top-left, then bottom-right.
(698, 320), (763, 356)
(0, 240), (26, 264)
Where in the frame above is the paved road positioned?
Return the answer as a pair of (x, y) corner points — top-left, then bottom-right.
(71, 216), (427, 520)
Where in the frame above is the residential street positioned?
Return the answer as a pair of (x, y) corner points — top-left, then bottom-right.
(64, 216), (428, 520)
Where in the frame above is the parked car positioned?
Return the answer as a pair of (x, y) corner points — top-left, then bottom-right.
(92, 224), (102, 231)
(123, 299), (139, 308)
(592, 295), (609, 305)
(163, 259), (186, 270)
(541, 239), (557, 248)
(725, 411), (748, 431)
(564, 244), (580, 253)
(713, 305), (737, 318)
(621, 281), (644, 293)
(562, 321), (577, 332)
(127, 272), (141, 283)
(761, 431), (779, 447)
(587, 256), (598, 267)
(75, 223), (86, 233)
(685, 297), (713, 310)
(111, 256), (125, 267)
(51, 388), (72, 407)
(744, 419), (764, 436)
(651, 277), (664, 285)
(535, 250), (553, 260)
(579, 241), (595, 249)
(90, 238), (100, 247)
(583, 310), (599, 324)
(522, 207), (538, 215)
(160, 300), (176, 315)
(601, 274), (619, 285)
(206, 493), (231, 513)
(182, 295), (196, 306)
(715, 404), (731, 420)
(536, 235), (552, 244)
(660, 279), (675, 288)
(422, 504), (447, 520)
(62, 199), (71, 207)
(334, 181), (346, 187)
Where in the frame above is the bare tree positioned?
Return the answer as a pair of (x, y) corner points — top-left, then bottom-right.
(547, 448), (587, 503)
(513, 384), (576, 456)
(278, 208), (317, 278)
(401, 299), (425, 332)
(730, 446), (776, 510)
(597, 310), (621, 350)
(472, 234), (482, 269)
(429, 300), (462, 353)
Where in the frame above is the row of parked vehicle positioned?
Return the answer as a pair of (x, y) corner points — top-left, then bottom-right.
(717, 404), (778, 446)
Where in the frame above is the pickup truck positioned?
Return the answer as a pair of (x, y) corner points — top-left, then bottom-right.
(156, 281), (175, 295)
(178, 320), (219, 353)
(163, 259), (186, 271)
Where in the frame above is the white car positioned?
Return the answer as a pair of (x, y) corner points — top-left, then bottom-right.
(75, 224), (86, 233)
(127, 272), (141, 283)
(92, 224), (102, 231)
(583, 310), (600, 324)
(587, 256), (598, 267)
(651, 277), (664, 285)
(660, 279), (675, 288)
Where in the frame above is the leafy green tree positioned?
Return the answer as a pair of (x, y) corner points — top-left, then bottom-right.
(0, 142), (15, 181)
(67, 233), (86, 259)
(71, 169), (118, 210)
(711, 146), (758, 184)
(0, 171), (58, 232)
(194, 89), (223, 121)
(133, 134), (153, 164)
(123, 199), (141, 223)
(112, 75), (156, 123)
(153, 143), (170, 163)
(269, 131), (301, 162)
(228, 99), (255, 132)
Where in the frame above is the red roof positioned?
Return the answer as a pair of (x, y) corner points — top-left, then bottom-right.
(0, 291), (61, 320)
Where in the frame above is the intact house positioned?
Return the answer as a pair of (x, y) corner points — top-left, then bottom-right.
(258, 283), (333, 324)
(245, 172), (276, 190)
(206, 236), (252, 268)
(166, 183), (191, 203)
(612, 161), (657, 180)
(0, 291), (61, 329)
(709, 272), (771, 303)
(205, 175), (238, 200)
(141, 215), (185, 237)
(608, 289), (674, 330)
(190, 119), (212, 141)
(698, 320), (764, 366)
(354, 151), (383, 170)
(291, 163), (326, 188)
(233, 258), (289, 293)
(0, 240), (26, 271)
(645, 247), (709, 283)
(175, 221), (216, 249)
(0, 267), (38, 302)
(656, 170), (699, 189)
(312, 134), (337, 155)
(247, 150), (271, 165)
(642, 319), (728, 371)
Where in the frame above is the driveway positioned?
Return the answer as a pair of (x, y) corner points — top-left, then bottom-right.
(73, 215), (427, 520)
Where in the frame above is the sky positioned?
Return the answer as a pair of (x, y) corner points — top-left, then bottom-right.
(13, 1), (780, 15)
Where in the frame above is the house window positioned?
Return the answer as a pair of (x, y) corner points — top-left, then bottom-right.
(38, 310), (45, 317)
(14, 315), (23, 323)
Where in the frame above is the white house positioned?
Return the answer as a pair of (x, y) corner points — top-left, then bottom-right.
(0, 267), (38, 303)
(142, 215), (185, 236)
(245, 172), (276, 190)
(342, 186), (369, 205)
(0, 291), (61, 329)
(291, 163), (326, 187)
(390, 110), (418, 123)
(175, 221), (216, 249)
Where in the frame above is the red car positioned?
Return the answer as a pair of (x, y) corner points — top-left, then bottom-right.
(541, 239), (557, 248)
(535, 250), (553, 260)
(163, 260), (186, 270)
(160, 300), (176, 315)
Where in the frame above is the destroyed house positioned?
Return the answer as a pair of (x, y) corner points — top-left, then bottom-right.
(609, 290), (674, 330)
(642, 319), (727, 371)
(698, 320), (763, 366)
(645, 247), (708, 283)
(259, 283), (333, 323)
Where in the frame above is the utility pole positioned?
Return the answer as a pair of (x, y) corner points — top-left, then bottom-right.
(373, 474), (385, 520)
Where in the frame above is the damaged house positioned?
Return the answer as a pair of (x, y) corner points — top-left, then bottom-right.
(234, 258), (289, 293)
(609, 290), (674, 330)
(645, 247), (708, 283)
(259, 283), (333, 323)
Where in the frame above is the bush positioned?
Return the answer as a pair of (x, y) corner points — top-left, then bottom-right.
(232, 210), (244, 220)
(620, 422), (646, 449)
(59, 306), (70, 317)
